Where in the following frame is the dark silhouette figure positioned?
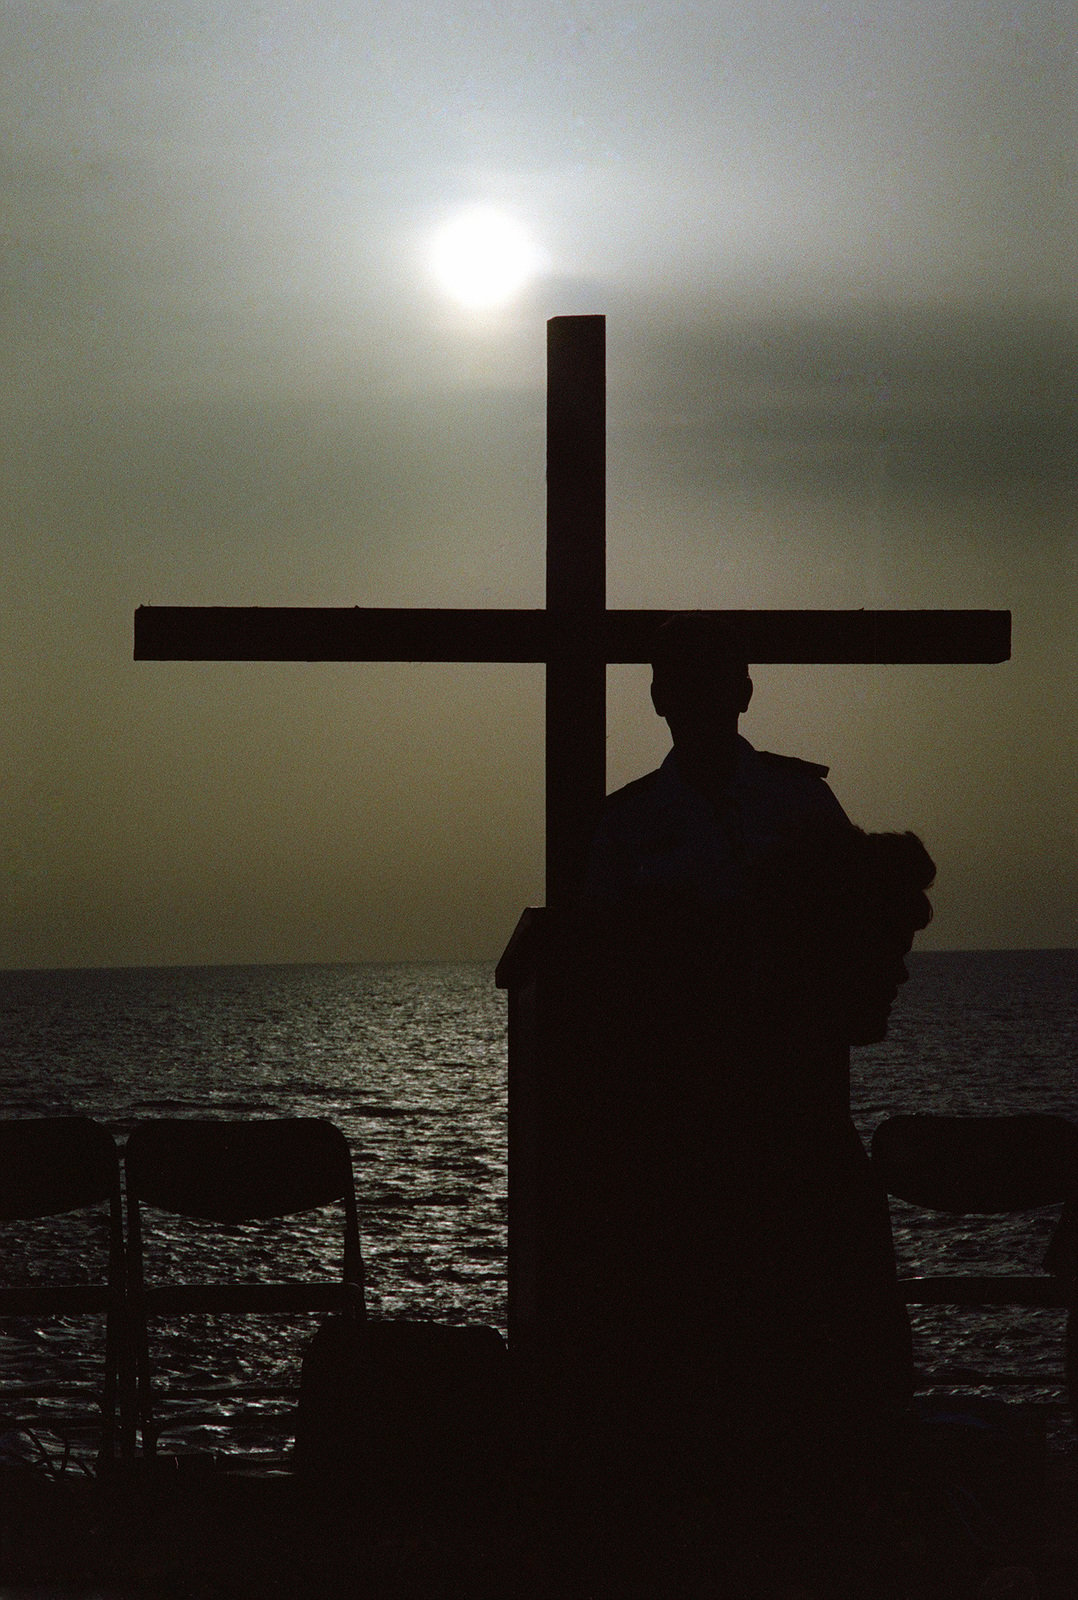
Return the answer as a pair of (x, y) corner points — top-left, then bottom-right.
(553, 616), (937, 1593)
(587, 614), (851, 908)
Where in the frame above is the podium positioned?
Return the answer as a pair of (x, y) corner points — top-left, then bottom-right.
(497, 906), (613, 1386)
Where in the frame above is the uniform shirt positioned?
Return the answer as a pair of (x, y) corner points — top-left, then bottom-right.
(585, 735), (849, 908)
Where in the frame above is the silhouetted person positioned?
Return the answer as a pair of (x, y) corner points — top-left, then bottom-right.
(554, 617), (936, 1593)
(587, 613), (849, 909)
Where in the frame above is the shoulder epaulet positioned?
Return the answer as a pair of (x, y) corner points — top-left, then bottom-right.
(756, 749), (831, 780)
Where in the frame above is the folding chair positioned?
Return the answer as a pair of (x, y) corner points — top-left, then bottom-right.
(0, 1117), (126, 1463)
(124, 1118), (364, 1457)
(870, 1112), (1078, 1416)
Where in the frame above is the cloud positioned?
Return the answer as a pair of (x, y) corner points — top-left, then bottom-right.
(615, 305), (1076, 496)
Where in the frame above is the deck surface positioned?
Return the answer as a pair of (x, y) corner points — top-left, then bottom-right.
(1, 1413), (1075, 1597)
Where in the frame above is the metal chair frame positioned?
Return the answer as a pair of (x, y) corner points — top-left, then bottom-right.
(870, 1112), (1078, 1415)
(124, 1117), (365, 1456)
(0, 1117), (126, 1461)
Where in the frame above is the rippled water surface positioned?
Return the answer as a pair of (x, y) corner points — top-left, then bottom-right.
(0, 950), (1074, 1459)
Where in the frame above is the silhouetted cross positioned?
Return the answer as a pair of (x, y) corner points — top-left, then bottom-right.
(135, 315), (1010, 910)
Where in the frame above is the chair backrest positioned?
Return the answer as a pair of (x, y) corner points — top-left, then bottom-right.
(871, 1114), (1078, 1215)
(125, 1116), (364, 1290)
(0, 1117), (125, 1461)
(126, 1113), (354, 1213)
(0, 1116), (120, 1221)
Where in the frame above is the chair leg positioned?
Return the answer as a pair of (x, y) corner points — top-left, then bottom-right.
(125, 1200), (157, 1456)
(133, 1311), (157, 1456)
(98, 1302), (120, 1464)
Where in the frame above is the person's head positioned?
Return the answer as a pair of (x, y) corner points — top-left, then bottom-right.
(649, 613), (752, 737)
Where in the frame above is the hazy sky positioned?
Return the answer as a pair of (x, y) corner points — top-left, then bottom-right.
(3, 0), (1074, 968)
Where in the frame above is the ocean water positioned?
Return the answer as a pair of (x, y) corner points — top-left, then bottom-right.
(0, 950), (1074, 1461)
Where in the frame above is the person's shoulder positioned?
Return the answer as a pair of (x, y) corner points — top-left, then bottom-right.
(740, 738), (849, 822)
(593, 766), (668, 843)
(601, 768), (663, 810)
(753, 748), (831, 781)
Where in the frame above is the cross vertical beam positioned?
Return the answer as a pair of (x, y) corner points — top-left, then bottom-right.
(545, 315), (606, 909)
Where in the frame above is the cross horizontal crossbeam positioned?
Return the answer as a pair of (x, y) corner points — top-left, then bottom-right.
(134, 605), (1010, 665)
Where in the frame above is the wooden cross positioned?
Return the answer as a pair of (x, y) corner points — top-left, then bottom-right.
(135, 314), (1010, 911)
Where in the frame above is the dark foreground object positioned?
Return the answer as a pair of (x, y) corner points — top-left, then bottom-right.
(1, 1405), (1076, 1600)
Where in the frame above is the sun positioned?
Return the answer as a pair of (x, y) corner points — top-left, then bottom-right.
(429, 207), (544, 311)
